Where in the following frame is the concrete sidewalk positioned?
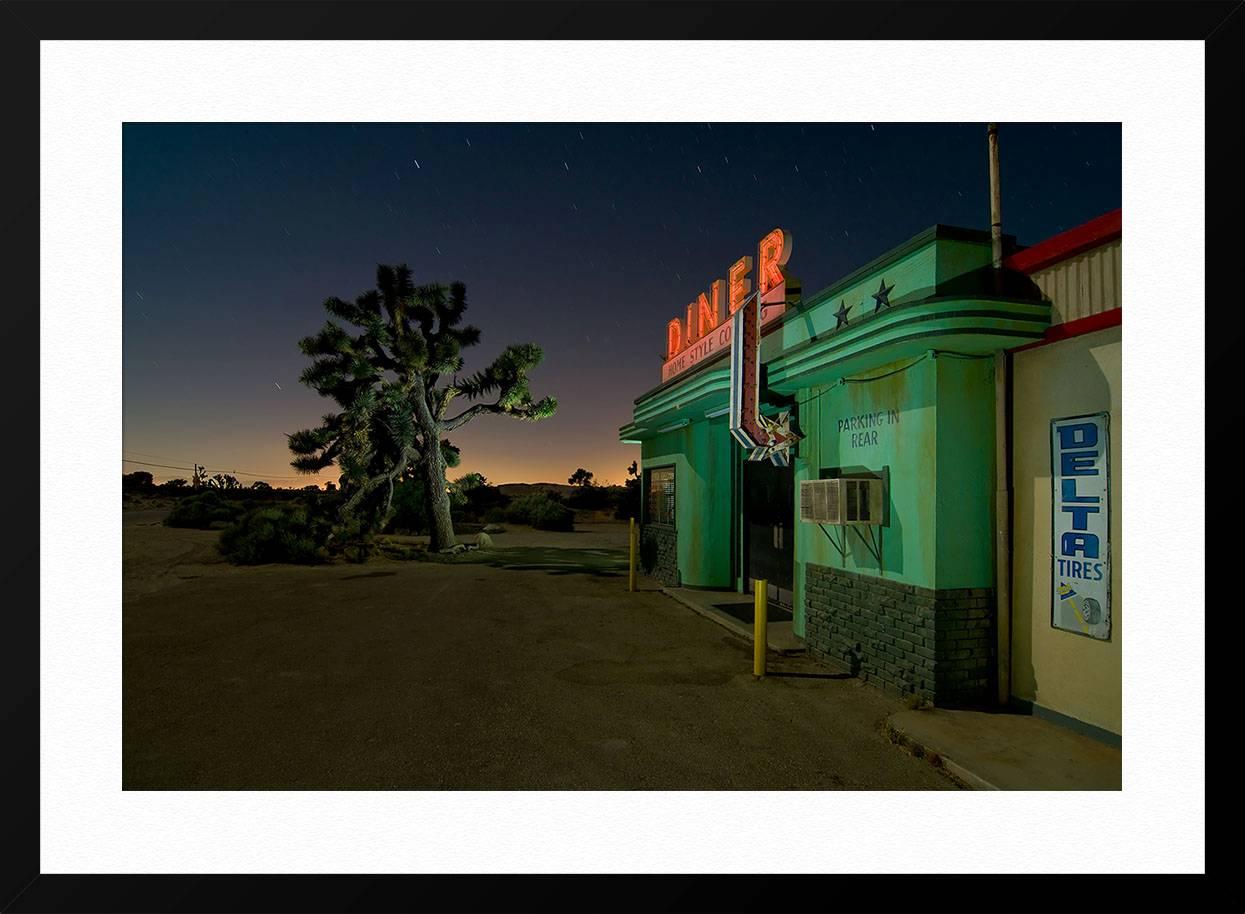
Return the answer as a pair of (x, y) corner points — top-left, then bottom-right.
(887, 707), (1121, 790)
(661, 587), (807, 655)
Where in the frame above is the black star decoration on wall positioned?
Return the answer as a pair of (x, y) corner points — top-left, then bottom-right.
(835, 299), (852, 329)
(872, 278), (895, 312)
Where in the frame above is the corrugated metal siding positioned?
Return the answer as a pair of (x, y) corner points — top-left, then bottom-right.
(1029, 238), (1121, 326)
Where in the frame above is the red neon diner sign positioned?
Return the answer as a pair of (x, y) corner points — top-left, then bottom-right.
(662, 228), (792, 383)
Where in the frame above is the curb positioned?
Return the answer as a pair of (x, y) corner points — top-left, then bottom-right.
(659, 587), (805, 655)
(661, 587), (754, 643)
(884, 719), (1000, 791)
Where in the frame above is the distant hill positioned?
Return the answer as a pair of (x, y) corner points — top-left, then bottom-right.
(497, 482), (577, 499)
(497, 482), (627, 498)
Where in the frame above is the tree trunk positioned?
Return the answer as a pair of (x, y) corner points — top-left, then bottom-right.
(420, 437), (456, 550)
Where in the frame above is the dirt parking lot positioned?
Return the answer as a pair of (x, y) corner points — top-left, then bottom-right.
(123, 510), (955, 789)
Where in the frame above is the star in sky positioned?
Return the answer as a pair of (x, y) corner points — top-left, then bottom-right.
(835, 299), (852, 329)
(872, 278), (895, 312)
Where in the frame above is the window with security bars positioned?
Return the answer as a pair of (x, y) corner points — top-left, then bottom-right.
(645, 466), (676, 526)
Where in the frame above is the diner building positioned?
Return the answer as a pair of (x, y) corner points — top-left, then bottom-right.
(620, 210), (1121, 743)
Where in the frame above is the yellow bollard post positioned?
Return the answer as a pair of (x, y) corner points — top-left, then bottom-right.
(628, 517), (637, 592)
(753, 579), (768, 678)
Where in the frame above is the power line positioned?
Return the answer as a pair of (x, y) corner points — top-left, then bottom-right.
(120, 449), (198, 464)
(121, 459), (194, 472)
(122, 457), (324, 481)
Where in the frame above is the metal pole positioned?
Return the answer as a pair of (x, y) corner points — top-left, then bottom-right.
(994, 353), (1012, 705)
(753, 579), (768, 677)
(987, 123), (1004, 293)
(628, 517), (637, 592)
(988, 123), (1010, 703)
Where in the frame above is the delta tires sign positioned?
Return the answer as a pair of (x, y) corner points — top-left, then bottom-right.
(1050, 412), (1111, 641)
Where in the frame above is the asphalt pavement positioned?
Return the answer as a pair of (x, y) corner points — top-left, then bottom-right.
(123, 518), (956, 789)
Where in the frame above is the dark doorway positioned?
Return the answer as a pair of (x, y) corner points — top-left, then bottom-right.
(743, 460), (795, 609)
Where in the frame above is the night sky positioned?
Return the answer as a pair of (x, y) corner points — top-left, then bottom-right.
(123, 122), (1120, 487)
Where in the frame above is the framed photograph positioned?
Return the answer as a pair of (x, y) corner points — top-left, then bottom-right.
(5, 2), (1230, 911)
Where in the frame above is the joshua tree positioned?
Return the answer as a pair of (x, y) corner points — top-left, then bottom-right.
(568, 467), (594, 487)
(209, 473), (241, 490)
(289, 265), (556, 551)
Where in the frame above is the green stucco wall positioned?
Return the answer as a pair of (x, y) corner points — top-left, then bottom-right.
(789, 353), (997, 637)
(792, 356), (936, 635)
(935, 238), (995, 288)
(776, 243), (939, 353)
(641, 415), (735, 588)
(932, 355), (997, 589)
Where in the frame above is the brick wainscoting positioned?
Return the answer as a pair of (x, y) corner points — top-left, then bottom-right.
(804, 563), (995, 706)
(639, 524), (678, 588)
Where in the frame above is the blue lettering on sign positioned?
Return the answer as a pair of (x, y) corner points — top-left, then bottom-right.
(1057, 558), (1105, 581)
(1061, 505), (1101, 529)
(1058, 423), (1098, 449)
(1060, 451), (1099, 476)
(1061, 478), (1100, 504)
(1060, 532), (1100, 559)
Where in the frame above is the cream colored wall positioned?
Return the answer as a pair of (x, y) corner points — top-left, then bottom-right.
(1010, 324), (1121, 735)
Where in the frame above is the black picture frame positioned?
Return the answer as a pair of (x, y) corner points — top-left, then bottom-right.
(3, 2), (1237, 912)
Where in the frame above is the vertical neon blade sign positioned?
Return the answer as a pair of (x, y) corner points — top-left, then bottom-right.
(730, 228), (801, 466)
(729, 288), (764, 449)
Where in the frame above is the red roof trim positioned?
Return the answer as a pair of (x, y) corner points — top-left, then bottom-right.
(1009, 307), (1121, 353)
(1004, 209), (1121, 275)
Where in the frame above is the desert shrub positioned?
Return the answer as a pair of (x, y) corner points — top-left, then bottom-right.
(565, 484), (612, 511)
(503, 492), (549, 525)
(123, 471), (155, 493)
(612, 477), (641, 520)
(218, 503), (329, 565)
(385, 477), (430, 534)
(529, 498), (574, 531)
(448, 472), (487, 508)
(164, 490), (244, 528)
(482, 506), (509, 524)
(506, 492), (573, 531)
(459, 482), (508, 522)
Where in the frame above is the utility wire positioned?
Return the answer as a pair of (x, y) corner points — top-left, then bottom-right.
(841, 354), (928, 384)
(793, 349), (989, 408)
(122, 457), (320, 481)
(121, 459), (194, 472)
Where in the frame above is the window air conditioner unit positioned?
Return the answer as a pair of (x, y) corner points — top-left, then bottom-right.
(799, 477), (884, 526)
